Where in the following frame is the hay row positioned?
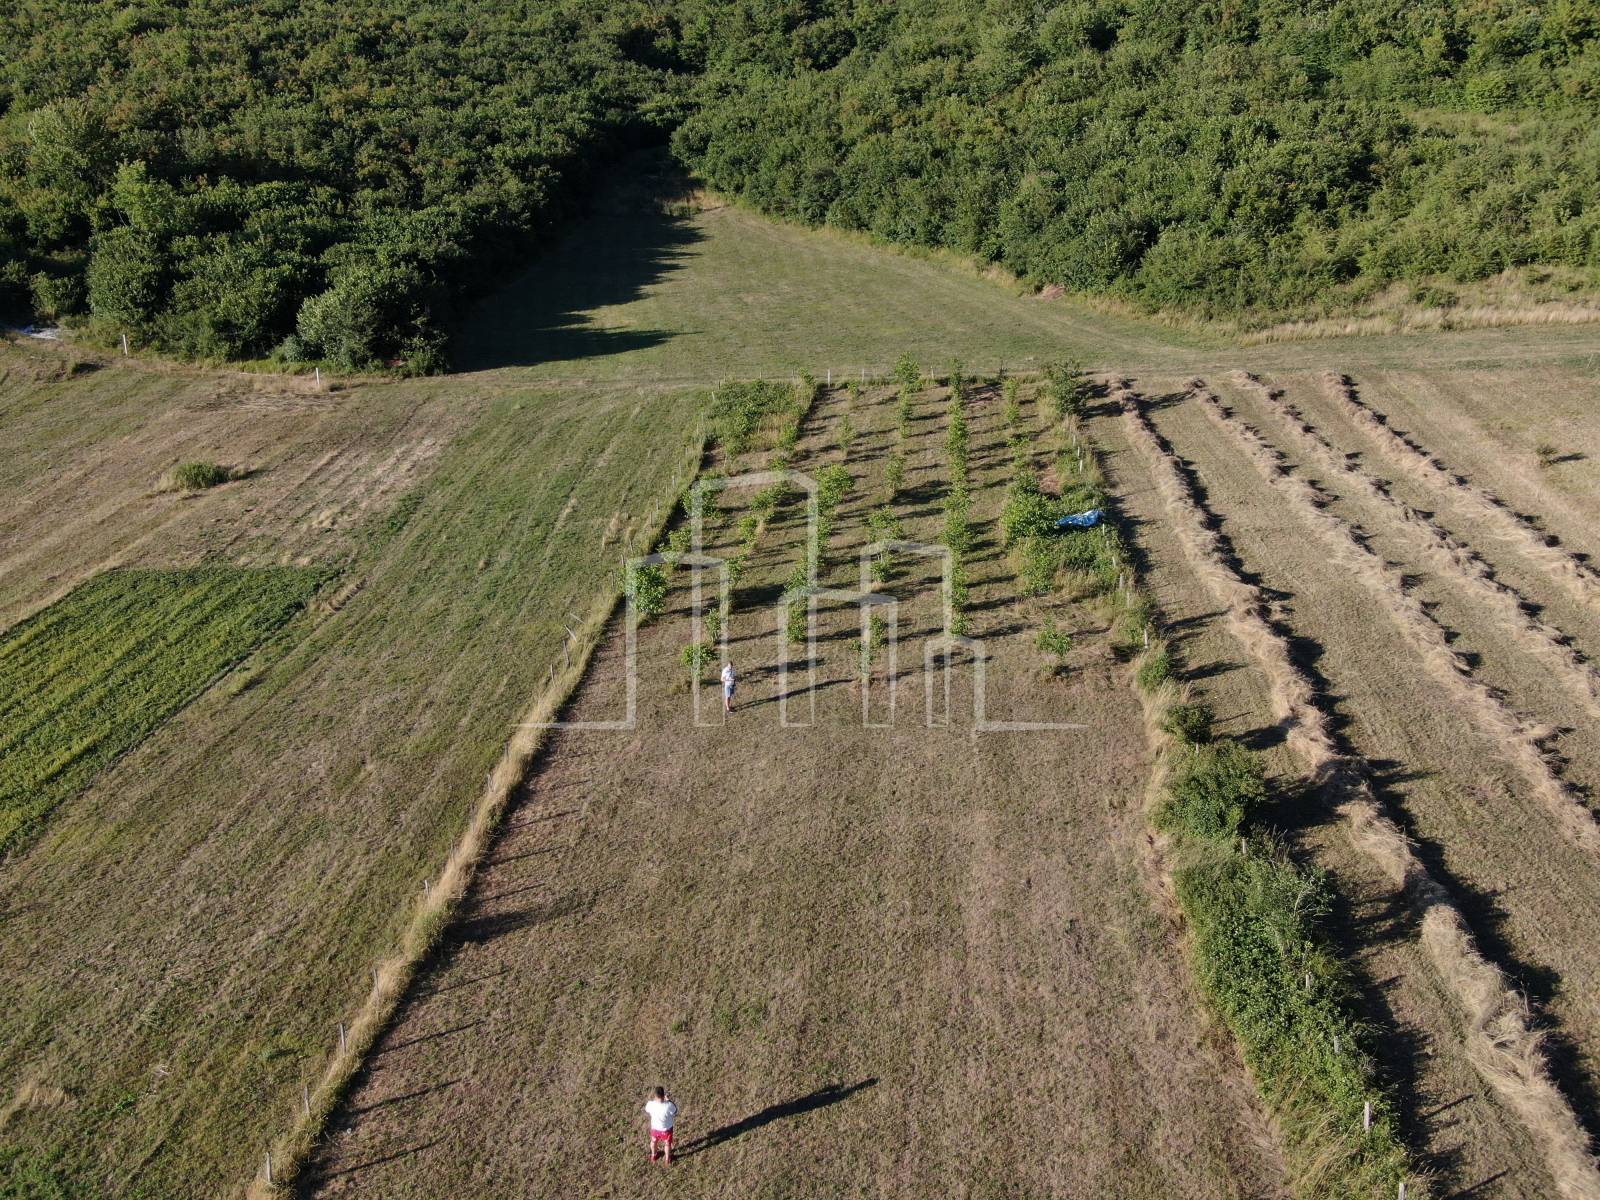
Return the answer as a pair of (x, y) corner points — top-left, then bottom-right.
(1119, 385), (1600, 1200)
(1233, 371), (1600, 723)
(1192, 381), (1600, 860)
(1322, 372), (1600, 611)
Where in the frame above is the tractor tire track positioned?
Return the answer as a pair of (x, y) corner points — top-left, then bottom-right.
(1119, 384), (1600, 1200)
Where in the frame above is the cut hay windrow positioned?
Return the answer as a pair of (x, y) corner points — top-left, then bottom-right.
(1321, 372), (1600, 612)
(1192, 381), (1600, 861)
(1233, 370), (1600, 724)
(1120, 385), (1600, 1200)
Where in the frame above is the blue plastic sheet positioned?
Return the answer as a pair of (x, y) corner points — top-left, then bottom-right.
(1055, 508), (1103, 529)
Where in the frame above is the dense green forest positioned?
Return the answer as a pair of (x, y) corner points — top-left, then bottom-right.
(0, 0), (687, 368)
(2, 0), (1597, 368)
(672, 0), (1600, 320)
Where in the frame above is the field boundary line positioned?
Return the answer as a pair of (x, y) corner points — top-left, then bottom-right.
(1193, 380), (1600, 860)
(245, 429), (709, 1199)
(1121, 384), (1600, 1199)
(1232, 370), (1600, 723)
(1321, 372), (1600, 612)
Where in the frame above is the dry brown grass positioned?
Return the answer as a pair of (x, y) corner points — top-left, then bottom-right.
(1232, 370), (1600, 724)
(1193, 381), (1600, 861)
(1120, 384), (1600, 1200)
(1321, 372), (1600, 612)
(249, 434), (707, 1198)
(1240, 298), (1600, 347)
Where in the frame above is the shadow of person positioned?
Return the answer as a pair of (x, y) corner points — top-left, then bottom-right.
(678, 1079), (878, 1156)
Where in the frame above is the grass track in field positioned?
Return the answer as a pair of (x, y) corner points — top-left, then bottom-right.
(0, 566), (323, 853)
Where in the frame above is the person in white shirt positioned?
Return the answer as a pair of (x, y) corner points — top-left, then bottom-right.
(721, 661), (736, 715)
(644, 1086), (678, 1164)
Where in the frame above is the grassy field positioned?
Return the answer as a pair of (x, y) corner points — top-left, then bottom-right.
(0, 371), (705, 1196)
(0, 566), (323, 853)
(4, 167), (1600, 1200)
(302, 378), (1294, 1199)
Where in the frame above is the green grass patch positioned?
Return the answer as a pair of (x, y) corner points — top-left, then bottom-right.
(1176, 848), (1411, 1195)
(156, 460), (234, 492)
(0, 566), (322, 853)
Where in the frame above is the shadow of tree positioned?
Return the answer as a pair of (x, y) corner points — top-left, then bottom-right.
(455, 171), (704, 370)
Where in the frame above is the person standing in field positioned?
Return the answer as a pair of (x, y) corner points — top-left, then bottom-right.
(721, 661), (736, 715)
(645, 1086), (678, 1164)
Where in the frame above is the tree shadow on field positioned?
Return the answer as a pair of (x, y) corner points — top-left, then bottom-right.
(454, 163), (704, 371)
(679, 1079), (878, 1157)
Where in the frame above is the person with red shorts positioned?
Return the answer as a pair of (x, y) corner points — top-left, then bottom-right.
(645, 1086), (678, 1164)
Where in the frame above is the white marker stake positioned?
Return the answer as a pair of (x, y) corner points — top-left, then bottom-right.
(1363, 1100), (1372, 1131)
(121, 332), (129, 356)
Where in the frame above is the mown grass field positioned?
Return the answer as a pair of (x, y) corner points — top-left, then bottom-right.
(0, 372), (705, 1196)
(0, 566), (323, 853)
(302, 378), (1295, 1199)
(3, 171), (1600, 1200)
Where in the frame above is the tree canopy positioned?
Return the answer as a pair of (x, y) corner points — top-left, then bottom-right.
(2, 0), (1597, 366)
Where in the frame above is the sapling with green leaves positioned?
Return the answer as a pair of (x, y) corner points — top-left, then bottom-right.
(867, 506), (903, 582)
(884, 450), (906, 499)
(681, 641), (713, 678)
(837, 413), (856, 456)
(896, 389), (913, 440)
(895, 353), (920, 395)
(1036, 618), (1073, 674)
(1002, 378), (1022, 430)
(626, 562), (668, 622)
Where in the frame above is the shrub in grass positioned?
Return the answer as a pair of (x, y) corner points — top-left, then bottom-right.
(159, 460), (233, 492)
(736, 512), (761, 546)
(1036, 618), (1073, 673)
(1160, 738), (1265, 839)
(837, 414), (856, 455)
(661, 526), (691, 567)
(1045, 359), (1089, 423)
(884, 451), (906, 498)
(626, 562), (668, 621)
(681, 641), (713, 678)
(785, 599), (808, 644)
(1002, 378), (1022, 429)
(894, 353), (920, 394)
(817, 463), (852, 511)
(896, 392), (913, 439)
(1162, 701), (1215, 745)
(702, 608), (723, 645)
(1135, 646), (1171, 692)
(1536, 441), (1561, 467)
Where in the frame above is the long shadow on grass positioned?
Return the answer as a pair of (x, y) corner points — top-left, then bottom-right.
(678, 1079), (878, 1156)
(454, 171), (704, 371)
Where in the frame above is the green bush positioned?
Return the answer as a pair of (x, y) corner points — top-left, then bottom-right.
(1162, 701), (1215, 745)
(681, 641), (713, 677)
(1036, 618), (1073, 671)
(1160, 739), (1265, 840)
(626, 562), (668, 621)
(1134, 646), (1171, 692)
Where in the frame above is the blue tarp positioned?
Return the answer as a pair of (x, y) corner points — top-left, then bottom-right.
(1055, 508), (1103, 529)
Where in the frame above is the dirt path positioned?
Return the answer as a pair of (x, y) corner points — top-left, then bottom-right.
(302, 384), (1289, 1199)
